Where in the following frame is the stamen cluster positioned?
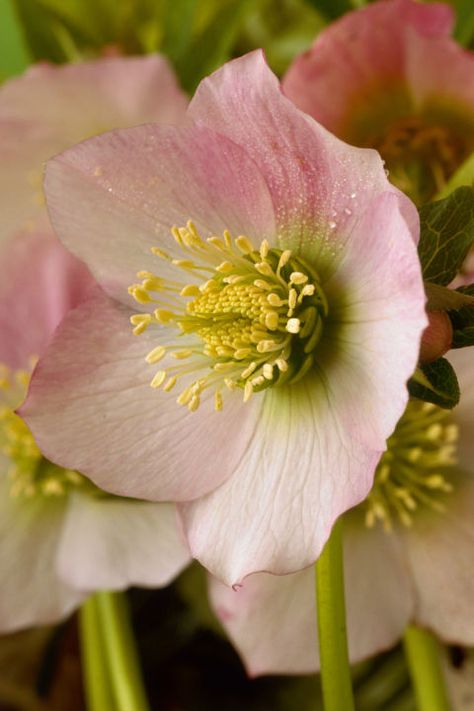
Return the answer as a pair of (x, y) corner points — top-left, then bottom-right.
(364, 400), (458, 530)
(129, 222), (328, 412)
(0, 364), (84, 499)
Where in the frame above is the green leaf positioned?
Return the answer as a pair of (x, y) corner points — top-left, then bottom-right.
(453, 0), (474, 47)
(449, 284), (474, 348)
(436, 151), (474, 200)
(0, 0), (30, 79)
(304, 0), (352, 21)
(418, 186), (474, 286)
(174, 0), (251, 92)
(408, 359), (460, 409)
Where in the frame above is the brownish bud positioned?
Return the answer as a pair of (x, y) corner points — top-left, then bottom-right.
(419, 311), (453, 363)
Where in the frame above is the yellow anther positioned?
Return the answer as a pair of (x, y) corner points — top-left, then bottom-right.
(216, 261), (234, 273)
(173, 259), (196, 269)
(171, 350), (192, 360)
(241, 362), (257, 379)
(129, 285), (152, 304)
(265, 312), (279, 331)
(267, 293), (284, 307)
(151, 246), (171, 259)
(290, 272), (308, 285)
(154, 309), (175, 323)
(235, 236), (255, 254)
(278, 251), (292, 270)
(188, 395), (200, 412)
(260, 240), (269, 259)
(234, 348), (251, 360)
(255, 262), (273, 277)
(286, 318), (301, 334)
(214, 391), (223, 411)
(143, 277), (164, 291)
(288, 289), (297, 310)
(263, 363), (274, 380)
(163, 376), (177, 392)
(275, 358), (288, 372)
(243, 381), (254, 402)
(180, 284), (201, 297)
(130, 314), (152, 335)
(150, 370), (167, 388)
(146, 346), (166, 364)
(253, 279), (273, 291)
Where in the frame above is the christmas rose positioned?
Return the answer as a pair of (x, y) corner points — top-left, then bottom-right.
(22, 51), (427, 585)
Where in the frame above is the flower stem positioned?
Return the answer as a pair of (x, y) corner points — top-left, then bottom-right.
(316, 517), (355, 711)
(79, 596), (114, 711)
(95, 591), (151, 711)
(403, 625), (450, 711)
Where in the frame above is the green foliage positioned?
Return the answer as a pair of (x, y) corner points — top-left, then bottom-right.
(424, 282), (474, 311)
(418, 186), (474, 286)
(0, 0), (30, 79)
(452, 0), (474, 47)
(436, 151), (474, 200)
(408, 359), (460, 410)
(449, 284), (474, 348)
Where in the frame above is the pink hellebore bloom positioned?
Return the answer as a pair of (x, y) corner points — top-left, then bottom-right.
(22, 51), (427, 586)
(209, 348), (474, 676)
(283, 0), (474, 205)
(0, 54), (188, 244)
(0, 232), (190, 632)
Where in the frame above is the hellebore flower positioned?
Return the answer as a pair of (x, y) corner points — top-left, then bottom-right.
(0, 232), (190, 632)
(209, 346), (474, 675)
(0, 54), (188, 245)
(22, 51), (427, 585)
(283, 0), (474, 205)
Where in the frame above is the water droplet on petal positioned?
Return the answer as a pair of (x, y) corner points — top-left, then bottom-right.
(329, 221), (337, 230)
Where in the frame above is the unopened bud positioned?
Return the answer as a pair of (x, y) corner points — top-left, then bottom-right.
(419, 311), (453, 363)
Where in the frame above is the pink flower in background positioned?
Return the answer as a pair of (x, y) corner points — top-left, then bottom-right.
(0, 54), (188, 244)
(22, 51), (426, 586)
(210, 346), (474, 674)
(0, 56), (191, 631)
(283, 0), (474, 205)
(0, 232), (190, 632)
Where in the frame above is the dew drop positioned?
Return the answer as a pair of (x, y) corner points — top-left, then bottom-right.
(344, 207), (352, 215)
(350, 192), (357, 199)
(328, 221), (337, 230)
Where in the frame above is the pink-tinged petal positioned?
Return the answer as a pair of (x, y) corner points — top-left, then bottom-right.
(0, 120), (58, 242)
(180, 375), (382, 585)
(209, 515), (413, 675)
(401, 477), (474, 644)
(180, 192), (425, 583)
(57, 494), (190, 591)
(407, 31), (474, 119)
(188, 50), (401, 271)
(448, 348), (474, 475)
(0, 55), (188, 134)
(0, 231), (95, 370)
(21, 288), (262, 502)
(282, 0), (453, 136)
(0, 478), (84, 632)
(0, 56), (187, 245)
(322, 191), (425, 445)
(44, 124), (275, 303)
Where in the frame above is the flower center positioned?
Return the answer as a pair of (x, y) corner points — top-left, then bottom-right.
(129, 222), (328, 412)
(363, 400), (458, 531)
(372, 116), (470, 204)
(0, 363), (86, 499)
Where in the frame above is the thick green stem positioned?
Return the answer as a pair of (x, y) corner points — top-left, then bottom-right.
(316, 517), (355, 711)
(79, 596), (115, 711)
(403, 625), (450, 711)
(95, 591), (150, 711)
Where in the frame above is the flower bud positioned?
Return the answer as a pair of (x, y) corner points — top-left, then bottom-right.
(419, 311), (453, 363)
